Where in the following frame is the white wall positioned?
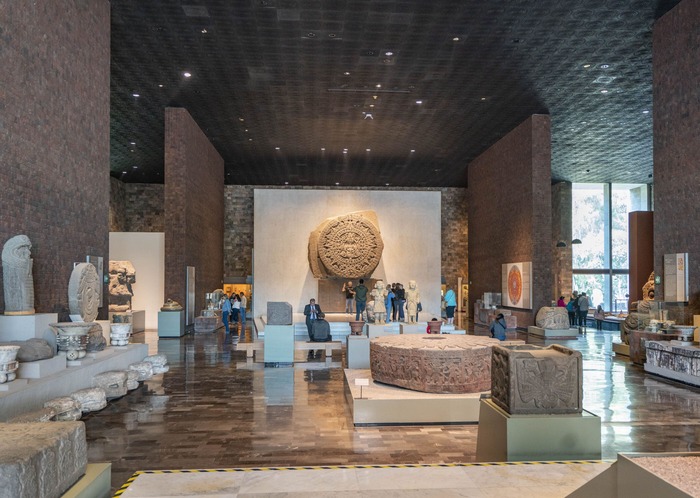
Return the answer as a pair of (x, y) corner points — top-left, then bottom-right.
(109, 232), (165, 330)
(253, 189), (442, 319)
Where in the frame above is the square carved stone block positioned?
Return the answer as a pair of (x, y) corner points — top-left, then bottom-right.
(267, 302), (293, 325)
(491, 344), (582, 415)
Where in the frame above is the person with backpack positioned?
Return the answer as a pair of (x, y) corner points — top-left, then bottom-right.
(577, 292), (590, 332)
(354, 279), (369, 321)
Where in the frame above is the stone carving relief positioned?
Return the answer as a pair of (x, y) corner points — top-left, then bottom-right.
(405, 280), (420, 324)
(109, 260), (136, 312)
(267, 302), (293, 325)
(370, 335), (505, 394)
(622, 272), (656, 344)
(2, 234), (35, 315)
(491, 344), (582, 415)
(44, 397), (82, 421)
(70, 387), (107, 413)
(69, 262), (100, 322)
(308, 211), (384, 279)
(370, 280), (387, 323)
(535, 306), (570, 330)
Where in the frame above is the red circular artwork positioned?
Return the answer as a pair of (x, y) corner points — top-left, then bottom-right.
(508, 265), (522, 305)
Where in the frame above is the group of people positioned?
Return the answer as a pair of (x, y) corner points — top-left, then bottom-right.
(559, 291), (605, 331)
(221, 291), (248, 336)
(343, 279), (417, 323)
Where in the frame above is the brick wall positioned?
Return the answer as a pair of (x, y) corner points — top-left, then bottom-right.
(552, 181), (573, 300)
(468, 115), (553, 327)
(0, 0), (110, 318)
(653, 0), (700, 319)
(164, 108), (224, 315)
(110, 177), (128, 232)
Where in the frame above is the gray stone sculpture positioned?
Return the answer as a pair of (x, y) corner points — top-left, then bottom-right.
(129, 361), (154, 381)
(126, 369), (139, 390)
(0, 345), (20, 383)
(7, 407), (57, 423)
(69, 262), (100, 322)
(491, 344), (583, 415)
(50, 322), (92, 360)
(143, 353), (169, 374)
(308, 211), (384, 279)
(3, 338), (55, 362)
(86, 323), (107, 352)
(44, 397), (82, 421)
(109, 260), (136, 312)
(0, 421), (87, 498)
(370, 280), (387, 323)
(535, 306), (570, 330)
(93, 370), (128, 399)
(267, 302), (293, 325)
(110, 323), (131, 346)
(70, 387), (107, 413)
(405, 280), (420, 324)
(2, 234), (35, 315)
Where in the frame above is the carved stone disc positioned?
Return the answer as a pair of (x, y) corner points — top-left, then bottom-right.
(317, 213), (384, 279)
(68, 263), (100, 322)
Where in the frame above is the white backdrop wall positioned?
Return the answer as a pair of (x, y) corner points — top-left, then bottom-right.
(253, 189), (442, 319)
(109, 232), (165, 330)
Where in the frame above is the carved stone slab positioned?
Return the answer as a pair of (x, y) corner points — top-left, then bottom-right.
(70, 387), (107, 413)
(7, 407), (57, 423)
(44, 397), (82, 421)
(308, 211), (384, 279)
(126, 370), (139, 390)
(2, 234), (35, 315)
(109, 260), (136, 312)
(535, 307), (570, 330)
(129, 361), (154, 381)
(491, 344), (583, 415)
(93, 370), (128, 399)
(267, 302), (293, 325)
(646, 341), (700, 377)
(369, 335), (503, 394)
(68, 262), (100, 322)
(0, 421), (87, 498)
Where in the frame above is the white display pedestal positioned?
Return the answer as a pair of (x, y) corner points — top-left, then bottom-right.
(0, 313), (58, 351)
(527, 326), (580, 339)
(18, 355), (66, 379)
(264, 325), (295, 363)
(347, 335), (370, 369)
(475, 398), (601, 462)
(613, 342), (630, 357)
(131, 310), (146, 332)
(158, 311), (185, 338)
(400, 323), (427, 335)
(367, 323), (400, 339)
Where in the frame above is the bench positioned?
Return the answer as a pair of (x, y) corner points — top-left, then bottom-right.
(234, 340), (342, 360)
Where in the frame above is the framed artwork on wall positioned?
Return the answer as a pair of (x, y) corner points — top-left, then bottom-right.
(501, 262), (532, 309)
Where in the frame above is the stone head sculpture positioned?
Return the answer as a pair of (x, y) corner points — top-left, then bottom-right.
(108, 261), (136, 312)
(2, 235), (35, 314)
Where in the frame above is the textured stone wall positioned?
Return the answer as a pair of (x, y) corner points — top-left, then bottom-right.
(468, 115), (553, 327)
(552, 181), (572, 300)
(0, 0), (110, 317)
(653, 0), (700, 318)
(164, 108), (224, 316)
(110, 179), (164, 232)
(110, 177), (128, 232)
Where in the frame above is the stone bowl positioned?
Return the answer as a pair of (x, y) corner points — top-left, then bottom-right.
(0, 345), (21, 364)
(49, 322), (93, 336)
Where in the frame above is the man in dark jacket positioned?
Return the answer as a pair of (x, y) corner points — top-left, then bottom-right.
(353, 279), (369, 321)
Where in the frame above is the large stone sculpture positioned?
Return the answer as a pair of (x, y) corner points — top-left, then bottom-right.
(86, 323), (107, 352)
(129, 361), (154, 381)
(370, 280), (387, 323)
(69, 262), (100, 322)
(50, 322), (92, 360)
(4, 339), (55, 362)
(143, 353), (169, 374)
(370, 335), (505, 393)
(622, 272), (656, 344)
(2, 235), (35, 315)
(0, 345), (20, 383)
(44, 397), (83, 421)
(70, 387), (107, 413)
(93, 371), (128, 399)
(535, 307), (570, 330)
(109, 260), (136, 312)
(491, 344), (583, 414)
(308, 211), (384, 279)
(405, 280), (420, 324)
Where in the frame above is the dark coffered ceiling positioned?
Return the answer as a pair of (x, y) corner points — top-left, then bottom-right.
(110, 0), (680, 187)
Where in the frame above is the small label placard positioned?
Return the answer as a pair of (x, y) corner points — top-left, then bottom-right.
(354, 378), (370, 387)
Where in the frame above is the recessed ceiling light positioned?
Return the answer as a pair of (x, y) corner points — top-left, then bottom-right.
(183, 72), (192, 78)
(410, 149), (415, 153)
(343, 72), (350, 76)
(642, 110), (650, 114)
(385, 183), (390, 186)
(132, 165), (138, 169)
(122, 171), (127, 174)
(376, 84), (382, 88)
(307, 32), (316, 37)
(369, 104), (375, 108)
(275, 147), (280, 150)
(583, 64), (591, 68)
(248, 138), (253, 141)
(132, 93), (140, 97)
(600, 89), (608, 94)
(416, 100), (423, 104)
(335, 182), (340, 185)
(239, 117), (244, 122)
(321, 148), (325, 151)
(366, 148), (371, 152)
(372, 95), (378, 100)
(158, 84), (164, 88)
(244, 129), (248, 132)
(384, 51), (393, 56)
(480, 97), (487, 101)
(285, 181), (289, 185)
(343, 150), (348, 154)
(129, 141), (136, 145)
(201, 28), (208, 34)
(452, 37), (460, 42)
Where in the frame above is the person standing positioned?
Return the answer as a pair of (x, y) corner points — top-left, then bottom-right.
(557, 295), (566, 307)
(385, 285), (395, 322)
(395, 283), (406, 322)
(221, 293), (232, 335)
(594, 304), (605, 331)
(578, 292), (590, 332)
(566, 295), (577, 327)
(354, 279), (369, 321)
(444, 284), (457, 325)
(239, 292), (247, 328)
(231, 293), (241, 332)
(342, 281), (355, 314)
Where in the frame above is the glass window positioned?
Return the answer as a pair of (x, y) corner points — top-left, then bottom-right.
(572, 184), (605, 270)
(611, 184), (648, 270)
(573, 273), (609, 310)
(612, 274), (629, 313)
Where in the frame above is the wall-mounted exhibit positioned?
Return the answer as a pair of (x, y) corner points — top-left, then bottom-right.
(501, 262), (533, 309)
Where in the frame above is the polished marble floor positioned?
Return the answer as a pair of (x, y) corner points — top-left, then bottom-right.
(82, 318), (700, 495)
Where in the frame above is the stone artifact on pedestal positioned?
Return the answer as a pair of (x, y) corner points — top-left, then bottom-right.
(3, 338), (55, 362)
(645, 340), (700, 386)
(70, 387), (107, 413)
(126, 369), (139, 390)
(370, 334), (504, 394)
(160, 298), (183, 311)
(86, 323), (107, 352)
(622, 272), (655, 344)
(2, 234), (35, 315)
(428, 320), (442, 334)
(68, 262), (100, 322)
(110, 323), (131, 346)
(50, 322), (92, 360)
(405, 280), (420, 324)
(0, 421), (87, 498)
(143, 353), (169, 374)
(349, 321), (365, 335)
(370, 280), (387, 323)
(109, 260), (136, 312)
(0, 345), (20, 383)
(44, 397), (82, 421)
(535, 307), (570, 330)
(93, 370), (128, 399)
(308, 210), (384, 279)
(491, 344), (583, 415)
(129, 361), (154, 381)
(267, 302), (293, 325)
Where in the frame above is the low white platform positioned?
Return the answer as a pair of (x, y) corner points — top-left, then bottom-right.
(18, 354), (67, 379)
(367, 323), (400, 339)
(347, 335), (370, 369)
(528, 326), (580, 339)
(0, 343), (149, 421)
(344, 369), (483, 425)
(0, 313), (58, 351)
(400, 323), (428, 334)
(158, 310), (185, 338)
(264, 325), (295, 363)
(63, 462), (111, 498)
(613, 342), (630, 357)
(0, 378), (29, 392)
